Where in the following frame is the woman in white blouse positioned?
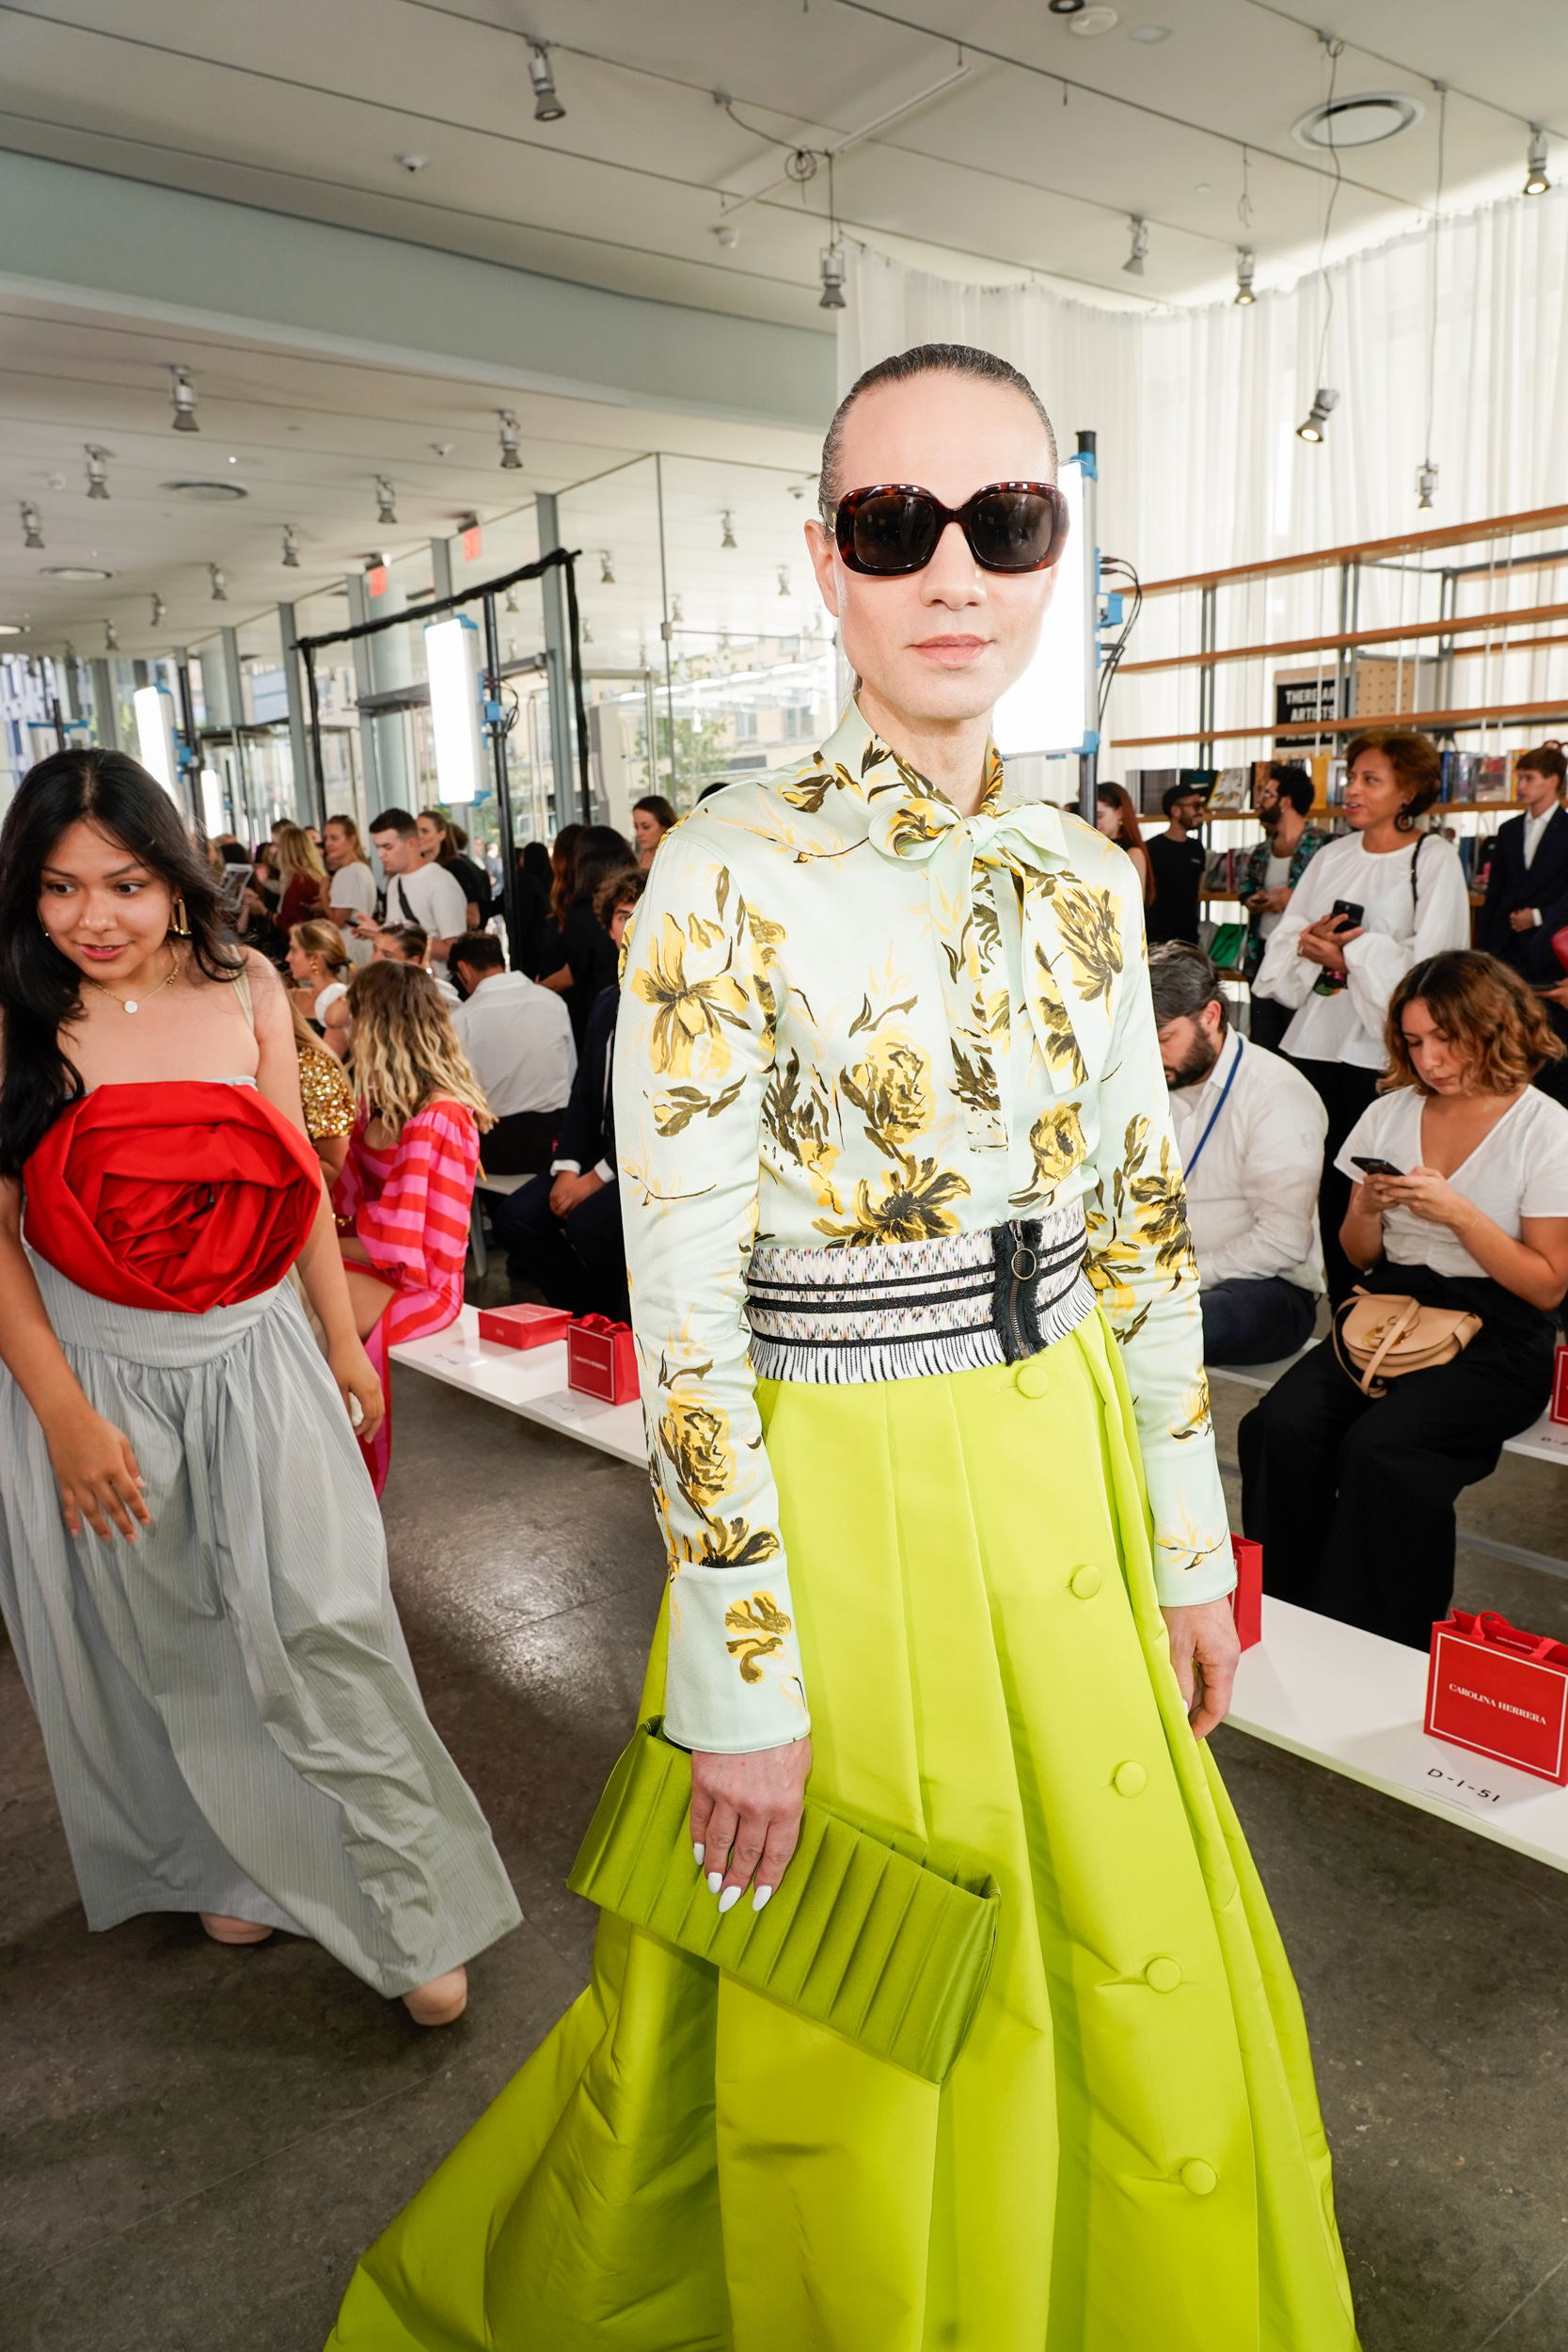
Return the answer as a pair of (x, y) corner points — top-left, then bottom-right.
(1241, 950), (1568, 1648)
(1254, 730), (1470, 1303)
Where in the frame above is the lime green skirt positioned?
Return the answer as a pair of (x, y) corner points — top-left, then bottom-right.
(328, 1313), (1359, 2351)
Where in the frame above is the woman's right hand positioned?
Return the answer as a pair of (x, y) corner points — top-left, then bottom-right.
(691, 1737), (812, 1914)
(46, 1404), (151, 1542)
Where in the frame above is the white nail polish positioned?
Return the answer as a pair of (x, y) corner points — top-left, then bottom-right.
(706, 1870), (723, 1895)
(717, 1884), (740, 1914)
(693, 1843), (705, 1867)
(752, 1884), (773, 1913)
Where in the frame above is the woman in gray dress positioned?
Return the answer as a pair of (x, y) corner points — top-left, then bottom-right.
(0, 749), (520, 2025)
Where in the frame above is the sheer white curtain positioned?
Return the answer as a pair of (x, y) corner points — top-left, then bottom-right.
(839, 193), (1568, 769)
(839, 188), (1568, 580)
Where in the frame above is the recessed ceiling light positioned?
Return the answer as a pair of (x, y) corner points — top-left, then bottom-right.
(1130, 23), (1170, 40)
(1069, 4), (1118, 31)
(44, 564), (113, 580)
(159, 479), (249, 501)
(0, 620), (24, 636)
(1293, 91), (1423, 150)
(1195, 182), (1211, 193)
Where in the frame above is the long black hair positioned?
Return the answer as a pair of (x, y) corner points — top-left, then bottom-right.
(0, 749), (240, 1176)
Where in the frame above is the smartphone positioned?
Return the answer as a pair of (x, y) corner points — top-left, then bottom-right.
(1329, 899), (1365, 930)
(1352, 1155), (1402, 1177)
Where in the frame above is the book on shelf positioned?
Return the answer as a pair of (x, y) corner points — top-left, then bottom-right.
(1207, 766), (1250, 812)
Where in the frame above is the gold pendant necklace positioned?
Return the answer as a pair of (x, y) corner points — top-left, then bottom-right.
(85, 949), (180, 1015)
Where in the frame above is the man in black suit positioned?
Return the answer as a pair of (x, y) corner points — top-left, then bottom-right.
(1478, 744), (1568, 1105)
(492, 866), (645, 1319)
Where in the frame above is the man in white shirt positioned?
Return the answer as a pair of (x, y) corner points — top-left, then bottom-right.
(323, 812), (378, 966)
(449, 932), (576, 1173)
(1151, 944), (1328, 1366)
(361, 807), (468, 963)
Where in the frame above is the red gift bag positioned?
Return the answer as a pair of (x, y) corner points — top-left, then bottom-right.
(566, 1314), (640, 1404)
(1551, 1343), (1568, 1427)
(1424, 1610), (1568, 1785)
(476, 1302), (573, 1351)
(1230, 1534), (1262, 1653)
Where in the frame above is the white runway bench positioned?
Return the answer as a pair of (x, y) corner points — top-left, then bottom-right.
(391, 1309), (1568, 1872)
(1209, 1352), (1568, 1472)
(390, 1303), (644, 1467)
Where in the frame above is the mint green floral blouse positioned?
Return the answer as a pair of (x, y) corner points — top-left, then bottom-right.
(613, 703), (1233, 1756)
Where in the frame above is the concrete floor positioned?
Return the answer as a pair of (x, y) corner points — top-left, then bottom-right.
(5, 1338), (1568, 2351)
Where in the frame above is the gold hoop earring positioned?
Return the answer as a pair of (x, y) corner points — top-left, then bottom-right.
(169, 893), (192, 937)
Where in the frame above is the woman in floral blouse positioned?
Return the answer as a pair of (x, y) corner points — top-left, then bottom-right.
(331, 349), (1358, 2351)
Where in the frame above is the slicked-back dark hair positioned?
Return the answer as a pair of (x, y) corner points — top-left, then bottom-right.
(0, 749), (239, 1174)
(818, 343), (1058, 520)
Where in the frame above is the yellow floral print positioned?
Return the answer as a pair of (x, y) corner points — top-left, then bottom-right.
(612, 701), (1230, 1755)
(840, 1035), (935, 1157)
(631, 911), (752, 1078)
(1010, 1100), (1087, 1207)
(724, 1591), (795, 1684)
(813, 1152), (971, 1247)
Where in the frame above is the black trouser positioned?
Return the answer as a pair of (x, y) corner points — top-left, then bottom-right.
(1201, 1276), (1318, 1366)
(1284, 1055), (1381, 1308)
(491, 1171), (629, 1322)
(1245, 993), (1293, 1055)
(1238, 1312), (1553, 1650)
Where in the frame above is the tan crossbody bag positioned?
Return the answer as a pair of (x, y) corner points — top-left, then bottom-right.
(1332, 1287), (1481, 1398)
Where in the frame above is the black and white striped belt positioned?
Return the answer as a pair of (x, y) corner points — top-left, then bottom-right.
(745, 1204), (1094, 1386)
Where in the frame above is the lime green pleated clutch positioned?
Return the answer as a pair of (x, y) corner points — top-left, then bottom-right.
(567, 1719), (1000, 2085)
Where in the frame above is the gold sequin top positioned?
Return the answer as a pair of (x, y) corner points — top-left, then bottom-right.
(298, 1039), (356, 1142)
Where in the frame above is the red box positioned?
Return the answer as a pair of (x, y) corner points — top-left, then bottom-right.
(476, 1302), (572, 1351)
(1424, 1611), (1568, 1785)
(1230, 1535), (1262, 1652)
(566, 1315), (639, 1404)
(1551, 1343), (1568, 1426)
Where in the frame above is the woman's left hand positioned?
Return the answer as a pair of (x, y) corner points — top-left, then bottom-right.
(1380, 1163), (1467, 1229)
(327, 1332), (385, 1440)
(1296, 915), (1363, 972)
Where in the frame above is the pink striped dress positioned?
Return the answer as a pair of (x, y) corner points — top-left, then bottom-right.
(332, 1099), (480, 1496)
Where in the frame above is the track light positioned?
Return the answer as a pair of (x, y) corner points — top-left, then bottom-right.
(581, 615), (594, 644)
(671, 596), (684, 624)
(599, 549), (615, 584)
(103, 619), (119, 651)
(21, 501), (43, 549)
(498, 409), (523, 469)
(1295, 387), (1339, 443)
(281, 522), (300, 568)
(85, 445), (110, 501)
(777, 565), (791, 597)
(504, 586), (519, 613)
(375, 476), (397, 524)
(819, 245), (847, 309)
(721, 510), (736, 549)
(150, 593), (166, 628)
(1526, 127), (1549, 197)
(528, 42), (564, 122)
(1416, 460), (1438, 512)
(169, 365), (199, 432)
(1123, 217), (1149, 278)
(209, 563), (228, 602)
(1234, 248), (1256, 306)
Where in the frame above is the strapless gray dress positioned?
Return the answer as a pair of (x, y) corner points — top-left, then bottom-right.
(0, 1244), (521, 1996)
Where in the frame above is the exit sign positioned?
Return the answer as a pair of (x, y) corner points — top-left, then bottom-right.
(461, 523), (482, 564)
(366, 564), (388, 598)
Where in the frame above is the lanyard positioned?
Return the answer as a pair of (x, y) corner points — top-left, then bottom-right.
(1182, 1041), (1243, 1180)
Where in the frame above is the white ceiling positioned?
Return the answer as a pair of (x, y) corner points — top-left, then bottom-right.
(2, 0), (1565, 648)
(0, 292), (822, 653)
(1, 0), (1562, 321)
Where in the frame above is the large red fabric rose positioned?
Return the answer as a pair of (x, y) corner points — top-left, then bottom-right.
(24, 1082), (321, 1314)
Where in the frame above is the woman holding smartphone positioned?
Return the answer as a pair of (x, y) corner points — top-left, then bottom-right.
(1240, 950), (1568, 1646)
(1253, 730), (1469, 1303)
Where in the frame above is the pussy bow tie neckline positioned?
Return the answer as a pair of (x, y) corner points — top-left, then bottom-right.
(865, 779), (1091, 1151)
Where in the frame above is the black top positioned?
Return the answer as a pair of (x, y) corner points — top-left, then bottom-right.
(444, 851), (493, 924)
(558, 984), (619, 1173)
(560, 898), (619, 1047)
(1146, 831), (1208, 945)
